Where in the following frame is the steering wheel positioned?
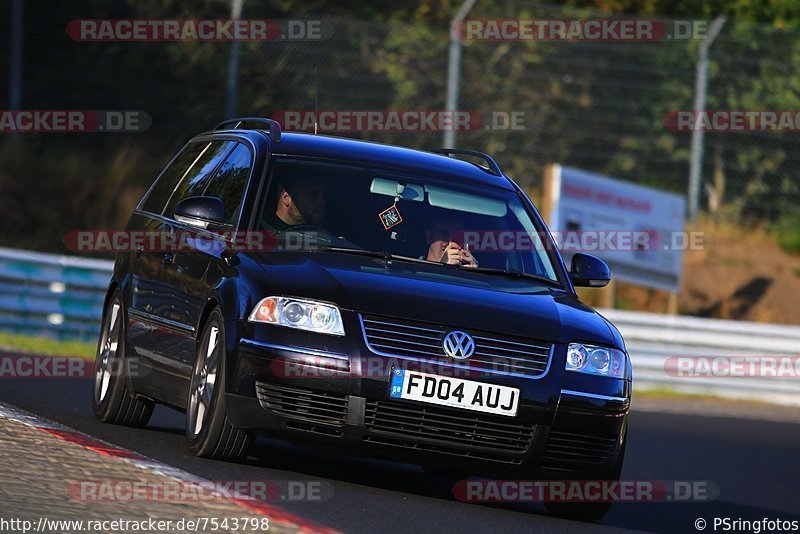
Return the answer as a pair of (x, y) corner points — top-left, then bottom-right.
(281, 224), (330, 235)
(278, 224), (361, 250)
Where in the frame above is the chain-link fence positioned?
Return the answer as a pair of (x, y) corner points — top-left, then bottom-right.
(240, 4), (800, 225)
(3, 1), (800, 251)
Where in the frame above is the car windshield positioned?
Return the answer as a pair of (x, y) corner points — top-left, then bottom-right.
(254, 156), (561, 284)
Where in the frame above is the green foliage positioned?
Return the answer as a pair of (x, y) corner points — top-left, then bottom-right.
(5, 0), (800, 252)
(0, 140), (161, 252)
(0, 333), (96, 360)
(775, 211), (800, 254)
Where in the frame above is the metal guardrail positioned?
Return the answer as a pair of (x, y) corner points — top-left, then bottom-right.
(601, 309), (800, 407)
(0, 247), (797, 406)
(0, 247), (112, 341)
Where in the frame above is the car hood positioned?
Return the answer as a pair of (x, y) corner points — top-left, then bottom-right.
(246, 251), (618, 347)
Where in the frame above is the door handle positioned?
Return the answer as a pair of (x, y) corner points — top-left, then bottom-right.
(162, 253), (174, 264)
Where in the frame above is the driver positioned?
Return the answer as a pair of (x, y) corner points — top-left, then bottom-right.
(424, 217), (478, 268)
(262, 177), (326, 232)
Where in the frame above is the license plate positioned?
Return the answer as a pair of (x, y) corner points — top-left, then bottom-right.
(389, 369), (519, 417)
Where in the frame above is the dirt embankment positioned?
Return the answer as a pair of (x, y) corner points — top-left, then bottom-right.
(582, 220), (800, 325)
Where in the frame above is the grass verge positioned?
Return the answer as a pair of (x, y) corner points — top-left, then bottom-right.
(0, 333), (96, 361)
(634, 386), (784, 407)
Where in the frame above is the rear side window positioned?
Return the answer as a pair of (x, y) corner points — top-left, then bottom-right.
(139, 142), (205, 214)
(162, 141), (237, 218)
(202, 143), (252, 224)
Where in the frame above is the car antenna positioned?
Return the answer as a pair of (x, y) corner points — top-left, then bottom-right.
(314, 67), (319, 135)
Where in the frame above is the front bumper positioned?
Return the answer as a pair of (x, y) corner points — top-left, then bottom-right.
(225, 317), (630, 478)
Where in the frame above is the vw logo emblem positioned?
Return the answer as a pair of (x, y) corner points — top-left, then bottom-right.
(442, 330), (475, 360)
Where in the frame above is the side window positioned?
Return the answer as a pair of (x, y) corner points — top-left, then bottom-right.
(139, 142), (205, 214)
(202, 143), (252, 224)
(162, 140), (237, 218)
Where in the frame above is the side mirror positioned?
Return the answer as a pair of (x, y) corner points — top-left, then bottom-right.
(569, 253), (611, 287)
(174, 196), (228, 229)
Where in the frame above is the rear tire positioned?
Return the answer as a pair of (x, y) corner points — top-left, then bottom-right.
(423, 464), (465, 479)
(92, 289), (153, 426)
(186, 308), (254, 460)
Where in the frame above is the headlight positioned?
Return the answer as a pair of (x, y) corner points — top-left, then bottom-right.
(566, 343), (627, 378)
(248, 297), (345, 336)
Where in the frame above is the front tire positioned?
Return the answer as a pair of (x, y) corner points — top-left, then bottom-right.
(186, 308), (254, 460)
(543, 438), (626, 522)
(544, 498), (614, 523)
(92, 289), (153, 426)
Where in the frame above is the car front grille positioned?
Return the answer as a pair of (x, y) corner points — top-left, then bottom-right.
(541, 429), (618, 471)
(361, 314), (552, 377)
(255, 382), (348, 434)
(363, 400), (535, 463)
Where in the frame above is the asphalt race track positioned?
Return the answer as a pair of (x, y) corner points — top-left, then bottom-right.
(1, 376), (799, 534)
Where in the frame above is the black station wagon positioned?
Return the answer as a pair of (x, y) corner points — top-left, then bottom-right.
(93, 118), (631, 521)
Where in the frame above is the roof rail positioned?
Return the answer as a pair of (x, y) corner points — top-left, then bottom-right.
(427, 148), (502, 176)
(214, 117), (281, 142)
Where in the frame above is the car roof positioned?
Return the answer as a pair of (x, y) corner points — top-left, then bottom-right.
(203, 129), (516, 191)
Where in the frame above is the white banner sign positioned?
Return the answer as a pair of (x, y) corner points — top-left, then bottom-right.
(547, 165), (686, 292)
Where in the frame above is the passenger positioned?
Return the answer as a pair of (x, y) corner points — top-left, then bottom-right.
(424, 217), (478, 268)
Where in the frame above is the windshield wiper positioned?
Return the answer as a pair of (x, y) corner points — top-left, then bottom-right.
(459, 266), (563, 288)
(320, 246), (430, 265)
(321, 248), (561, 285)
(320, 246), (389, 259)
